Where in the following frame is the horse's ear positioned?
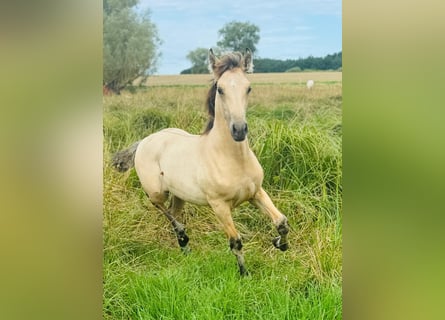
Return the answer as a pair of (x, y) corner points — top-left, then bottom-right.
(244, 48), (254, 73)
(208, 48), (218, 74)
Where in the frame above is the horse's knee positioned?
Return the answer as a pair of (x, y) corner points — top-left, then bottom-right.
(229, 237), (243, 251)
(277, 218), (289, 236)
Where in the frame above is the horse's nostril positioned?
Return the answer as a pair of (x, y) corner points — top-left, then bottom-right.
(232, 123), (247, 133)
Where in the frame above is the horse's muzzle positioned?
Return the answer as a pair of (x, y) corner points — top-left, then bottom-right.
(231, 122), (248, 142)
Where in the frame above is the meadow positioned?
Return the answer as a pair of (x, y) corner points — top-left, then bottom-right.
(103, 72), (342, 319)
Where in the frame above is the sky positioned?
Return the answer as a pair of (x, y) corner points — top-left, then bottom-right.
(138, 0), (342, 75)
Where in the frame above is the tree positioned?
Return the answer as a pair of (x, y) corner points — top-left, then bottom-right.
(103, 0), (161, 94)
(217, 21), (260, 54)
(181, 48), (224, 74)
(104, 0), (138, 15)
(185, 48), (209, 74)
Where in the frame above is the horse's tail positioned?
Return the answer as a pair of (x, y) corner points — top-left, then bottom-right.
(111, 141), (141, 172)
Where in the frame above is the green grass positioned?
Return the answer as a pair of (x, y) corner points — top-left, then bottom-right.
(104, 248), (341, 319)
(103, 81), (342, 319)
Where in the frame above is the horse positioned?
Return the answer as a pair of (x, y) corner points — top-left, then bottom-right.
(306, 79), (314, 89)
(112, 49), (289, 276)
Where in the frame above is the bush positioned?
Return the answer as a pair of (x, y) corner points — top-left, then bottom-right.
(285, 66), (302, 72)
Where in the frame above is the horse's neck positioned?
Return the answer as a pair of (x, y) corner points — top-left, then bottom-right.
(207, 111), (250, 159)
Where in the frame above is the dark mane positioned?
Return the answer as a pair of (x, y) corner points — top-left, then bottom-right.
(203, 80), (217, 134)
(203, 52), (245, 134)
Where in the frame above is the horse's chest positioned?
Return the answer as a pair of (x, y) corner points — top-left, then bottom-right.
(233, 178), (258, 205)
(210, 166), (262, 203)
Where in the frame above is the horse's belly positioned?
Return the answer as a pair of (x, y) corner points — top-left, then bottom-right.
(161, 168), (208, 205)
(166, 183), (208, 205)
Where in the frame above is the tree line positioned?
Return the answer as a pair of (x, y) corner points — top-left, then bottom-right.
(254, 52), (342, 73)
(103, 0), (341, 94)
(181, 51), (342, 74)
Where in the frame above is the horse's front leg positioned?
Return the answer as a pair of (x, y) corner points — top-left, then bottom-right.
(208, 199), (248, 276)
(251, 188), (289, 251)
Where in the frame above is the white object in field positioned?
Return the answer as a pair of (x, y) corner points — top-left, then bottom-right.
(306, 79), (314, 89)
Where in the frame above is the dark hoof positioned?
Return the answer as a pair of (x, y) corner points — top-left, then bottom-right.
(239, 266), (250, 277)
(273, 237), (289, 251)
(177, 230), (189, 247)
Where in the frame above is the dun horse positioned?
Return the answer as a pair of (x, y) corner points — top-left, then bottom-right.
(112, 49), (289, 275)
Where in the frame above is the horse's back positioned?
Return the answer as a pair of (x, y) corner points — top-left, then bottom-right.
(137, 128), (196, 154)
(160, 128), (195, 138)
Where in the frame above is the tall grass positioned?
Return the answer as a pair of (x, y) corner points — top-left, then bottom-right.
(103, 78), (342, 319)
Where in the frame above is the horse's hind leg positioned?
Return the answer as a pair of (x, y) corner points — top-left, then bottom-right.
(168, 196), (190, 253)
(251, 188), (289, 251)
(135, 154), (190, 252)
(152, 195), (190, 254)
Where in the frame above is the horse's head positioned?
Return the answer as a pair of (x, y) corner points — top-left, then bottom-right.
(208, 49), (253, 142)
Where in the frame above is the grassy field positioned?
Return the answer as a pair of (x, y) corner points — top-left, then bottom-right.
(104, 72), (342, 319)
(143, 71), (342, 86)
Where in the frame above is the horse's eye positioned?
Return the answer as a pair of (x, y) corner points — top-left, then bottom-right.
(217, 87), (224, 95)
(247, 87), (252, 94)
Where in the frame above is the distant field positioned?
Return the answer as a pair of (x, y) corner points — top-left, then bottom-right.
(144, 71), (342, 86)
